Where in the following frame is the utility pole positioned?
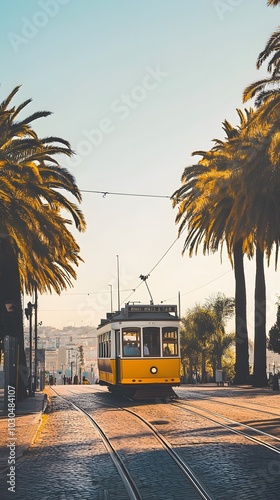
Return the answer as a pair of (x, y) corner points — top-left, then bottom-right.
(116, 255), (120, 311)
(108, 284), (113, 312)
(34, 284), (38, 390)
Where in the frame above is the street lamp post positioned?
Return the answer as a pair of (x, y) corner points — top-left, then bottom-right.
(25, 301), (34, 396)
(70, 361), (74, 382)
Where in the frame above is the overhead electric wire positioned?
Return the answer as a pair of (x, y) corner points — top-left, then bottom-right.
(161, 270), (232, 304)
(44, 188), (229, 311)
(121, 230), (185, 305)
(180, 270), (231, 296)
(121, 226), (233, 307)
(77, 187), (182, 304)
(80, 189), (171, 199)
(147, 235), (182, 276)
(43, 289), (135, 297)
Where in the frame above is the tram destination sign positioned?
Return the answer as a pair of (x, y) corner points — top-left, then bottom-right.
(126, 305), (177, 314)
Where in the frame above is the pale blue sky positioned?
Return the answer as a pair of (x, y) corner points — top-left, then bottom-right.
(1, 0), (280, 334)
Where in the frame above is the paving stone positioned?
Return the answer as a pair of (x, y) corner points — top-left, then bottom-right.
(1, 384), (280, 499)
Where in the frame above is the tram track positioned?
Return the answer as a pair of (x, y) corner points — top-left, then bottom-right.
(120, 406), (213, 500)
(50, 386), (141, 500)
(51, 386), (215, 500)
(179, 389), (280, 418)
(171, 399), (280, 455)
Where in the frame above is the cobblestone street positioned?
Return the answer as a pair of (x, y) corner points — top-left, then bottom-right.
(0, 385), (280, 499)
(0, 389), (129, 500)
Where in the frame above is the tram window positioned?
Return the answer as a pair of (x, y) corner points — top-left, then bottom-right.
(104, 333), (107, 357)
(98, 332), (111, 358)
(143, 327), (160, 357)
(122, 328), (141, 356)
(98, 335), (102, 357)
(108, 332), (111, 357)
(104, 332), (111, 358)
(162, 327), (178, 356)
(98, 335), (103, 357)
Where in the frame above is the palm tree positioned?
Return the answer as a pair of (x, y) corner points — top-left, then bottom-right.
(181, 301), (234, 382)
(205, 293), (235, 371)
(243, 3), (280, 112)
(0, 86), (86, 398)
(267, 302), (280, 354)
(0, 87), (86, 289)
(241, 20), (280, 384)
(182, 305), (216, 383)
(215, 114), (280, 386)
(223, 99), (280, 387)
(174, 103), (280, 387)
(268, 1), (280, 6)
(242, 8), (280, 385)
(180, 327), (201, 383)
(172, 111), (252, 384)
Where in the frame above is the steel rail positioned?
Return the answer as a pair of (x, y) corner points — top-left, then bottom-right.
(172, 400), (280, 455)
(50, 387), (142, 500)
(121, 407), (214, 500)
(54, 386), (214, 499)
(179, 390), (280, 418)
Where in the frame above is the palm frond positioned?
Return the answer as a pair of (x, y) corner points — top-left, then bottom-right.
(0, 86), (21, 111)
(243, 79), (271, 102)
(21, 111), (52, 125)
(0, 86), (86, 293)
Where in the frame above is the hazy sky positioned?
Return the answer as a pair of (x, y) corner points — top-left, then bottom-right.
(1, 0), (280, 335)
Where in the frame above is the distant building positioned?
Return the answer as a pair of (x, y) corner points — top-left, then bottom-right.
(45, 349), (58, 373)
(58, 346), (67, 369)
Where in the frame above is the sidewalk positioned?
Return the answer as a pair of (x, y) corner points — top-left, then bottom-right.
(0, 389), (47, 473)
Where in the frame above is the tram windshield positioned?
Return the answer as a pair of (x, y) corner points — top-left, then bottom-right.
(121, 325), (179, 357)
(143, 327), (160, 356)
(122, 328), (141, 356)
(162, 327), (178, 356)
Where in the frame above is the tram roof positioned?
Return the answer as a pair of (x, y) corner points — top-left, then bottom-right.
(98, 304), (180, 328)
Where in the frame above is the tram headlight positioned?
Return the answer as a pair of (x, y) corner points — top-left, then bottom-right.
(150, 366), (158, 374)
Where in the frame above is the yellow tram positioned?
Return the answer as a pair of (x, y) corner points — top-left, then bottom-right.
(97, 303), (181, 399)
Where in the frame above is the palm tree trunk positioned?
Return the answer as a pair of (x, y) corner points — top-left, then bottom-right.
(253, 245), (267, 387)
(0, 239), (28, 400)
(233, 240), (249, 384)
